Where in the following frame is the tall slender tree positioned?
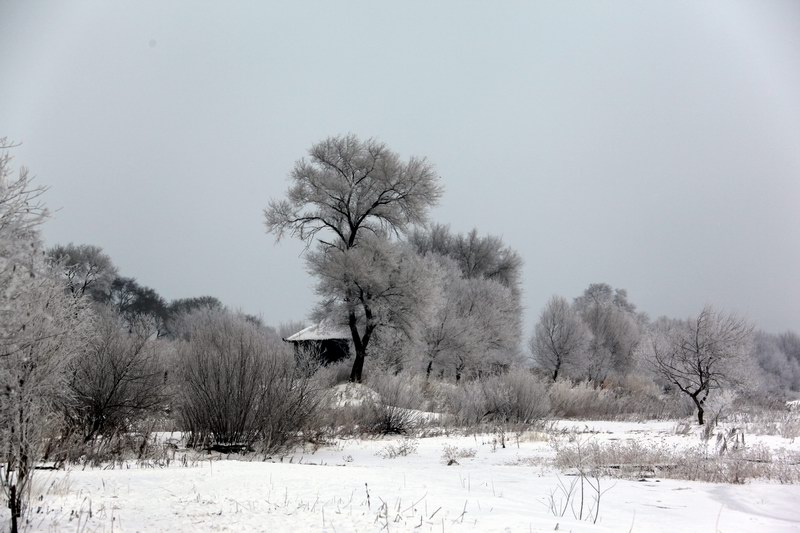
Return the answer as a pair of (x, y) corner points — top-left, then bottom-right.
(0, 140), (91, 532)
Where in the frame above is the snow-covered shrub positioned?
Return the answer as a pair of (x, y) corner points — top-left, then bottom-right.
(313, 365), (450, 437)
(419, 377), (457, 413)
(501, 372), (551, 423)
(176, 309), (321, 454)
(363, 370), (424, 435)
(547, 380), (608, 418)
(774, 412), (799, 440)
(377, 438), (419, 459)
(310, 382), (379, 437)
(704, 389), (738, 423)
(447, 371), (550, 427)
(311, 358), (353, 388)
(441, 444), (476, 464)
(547, 378), (691, 420)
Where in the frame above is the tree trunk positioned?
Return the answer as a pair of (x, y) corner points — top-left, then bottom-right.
(349, 348), (366, 383)
(347, 307), (373, 384)
(10, 484), (18, 533)
(691, 394), (705, 425)
(84, 418), (102, 443)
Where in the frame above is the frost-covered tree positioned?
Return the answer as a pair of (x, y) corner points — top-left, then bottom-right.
(531, 295), (592, 381)
(419, 260), (466, 379)
(264, 135), (443, 382)
(409, 225), (524, 380)
(574, 283), (637, 314)
(751, 330), (800, 393)
(164, 296), (224, 337)
(421, 257), (521, 382)
(573, 283), (643, 381)
(645, 306), (754, 425)
(409, 224), (523, 300)
(265, 134), (441, 249)
(307, 236), (441, 381)
(0, 140), (91, 531)
(778, 331), (800, 363)
(47, 243), (118, 299)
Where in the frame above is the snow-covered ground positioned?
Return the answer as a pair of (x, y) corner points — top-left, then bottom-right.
(10, 420), (800, 532)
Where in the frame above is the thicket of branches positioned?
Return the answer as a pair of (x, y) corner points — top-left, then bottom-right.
(176, 309), (321, 454)
(62, 310), (169, 445)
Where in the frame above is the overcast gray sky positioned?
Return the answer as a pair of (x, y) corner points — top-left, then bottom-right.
(1, 1), (799, 333)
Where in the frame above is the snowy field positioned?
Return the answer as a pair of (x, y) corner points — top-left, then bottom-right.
(8, 420), (800, 532)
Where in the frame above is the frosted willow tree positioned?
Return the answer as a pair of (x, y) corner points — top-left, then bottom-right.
(308, 235), (441, 380)
(751, 331), (800, 393)
(409, 224), (523, 301)
(573, 283), (643, 381)
(410, 226), (524, 380)
(421, 257), (520, 381)
(264, 135), (443, 382)
(0, 140), (90, 531)
(531, 295), (592, 381)
(646, 307), (754, 425)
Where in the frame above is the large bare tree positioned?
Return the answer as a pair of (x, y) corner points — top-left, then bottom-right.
(646, 306), (754, 424)
(264, 135), (442, 381)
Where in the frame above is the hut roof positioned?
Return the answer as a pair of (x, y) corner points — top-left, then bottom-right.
(283, 321), (350, 342)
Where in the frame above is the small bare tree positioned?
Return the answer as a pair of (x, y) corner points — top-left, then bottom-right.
(646, 306), (754, 424)
(531, 296), (592, 381)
